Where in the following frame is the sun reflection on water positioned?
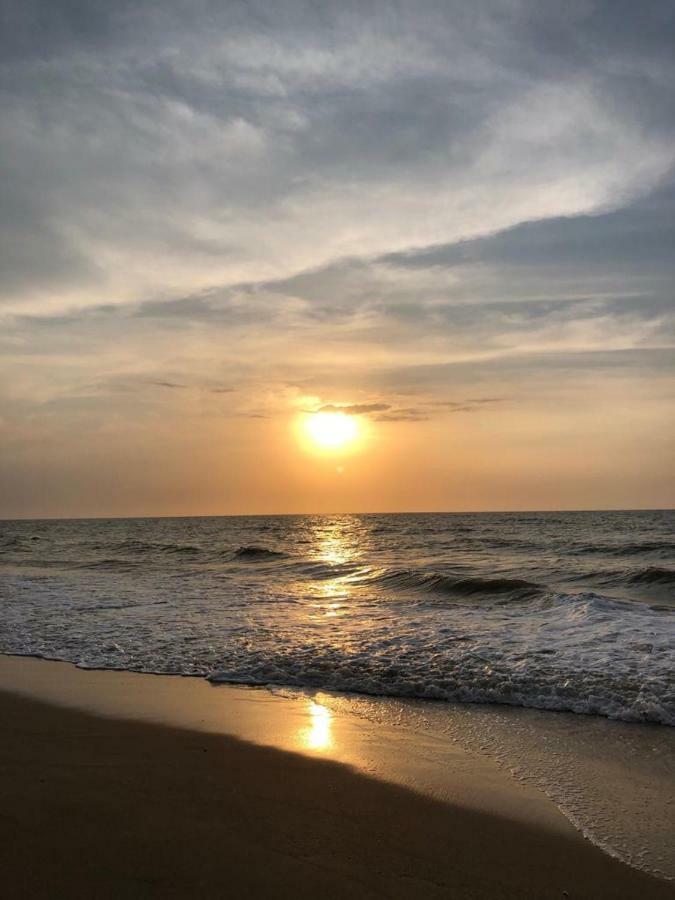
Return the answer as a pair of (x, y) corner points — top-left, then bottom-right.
(301, 517), (371, 621)
(310, 515), (367, 567)
(308, 581), (349, 620)
(316, 531), (352, 567)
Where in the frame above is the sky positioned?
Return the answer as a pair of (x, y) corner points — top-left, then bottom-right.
(1, 0), (674, 517)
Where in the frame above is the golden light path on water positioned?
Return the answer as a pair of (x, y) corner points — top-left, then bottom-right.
(296, 518), (366, 751)
(304, 515), (370, 623)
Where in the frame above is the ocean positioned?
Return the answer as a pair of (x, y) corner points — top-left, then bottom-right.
(1, 509), (673, 725)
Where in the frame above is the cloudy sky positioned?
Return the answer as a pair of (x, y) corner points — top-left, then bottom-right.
(1, 0), (674, 516)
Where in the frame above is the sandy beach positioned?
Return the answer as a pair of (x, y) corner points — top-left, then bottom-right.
(1, 658), (673, 899)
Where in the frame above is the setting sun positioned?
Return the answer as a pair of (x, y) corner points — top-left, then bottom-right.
(302, 412), (359, 451)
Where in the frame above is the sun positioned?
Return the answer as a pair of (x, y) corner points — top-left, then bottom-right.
(302, 411), (359, 451)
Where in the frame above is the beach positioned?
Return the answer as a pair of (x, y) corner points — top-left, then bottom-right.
(1, 656), (673, 899)
(4, 0), (674, 893)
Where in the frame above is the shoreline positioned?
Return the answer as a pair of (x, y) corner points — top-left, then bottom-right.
(1, 655), (674, 897)
(0, 655), (568, 830)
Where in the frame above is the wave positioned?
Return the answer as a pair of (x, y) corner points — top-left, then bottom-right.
(625, 566), (675, 587)
(232, 545), (287, 561)
(73, 599), (170, 612)
(477, 536), (544, 550)
(568, 541), (674, 557)
(77, 558), (142, 572)
(574, 566), (675, 590)
(0, 536), (28, 552)
(207, 594), (674, 725)
(2, 577), (672, 725)
(107, 539), (202, 556)
(370, 568), (543, 601)
(207, 669), (673, 726)
(291, 560), (364, 580)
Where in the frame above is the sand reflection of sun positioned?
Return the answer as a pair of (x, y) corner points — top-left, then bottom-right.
(300, 700), (333, 752)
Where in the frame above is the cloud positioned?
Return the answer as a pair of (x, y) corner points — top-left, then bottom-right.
(145, 380), (235, 394)
(389, 184), (675, 276)
(374, 408), (430, 422)
(430, 397), (506, 412)
(311, 401), (440, 422)
(317, 403), (391, 415)
(2, 2), (675, 316)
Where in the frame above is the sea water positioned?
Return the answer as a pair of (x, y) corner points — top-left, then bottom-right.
(1, 510), (672, 723)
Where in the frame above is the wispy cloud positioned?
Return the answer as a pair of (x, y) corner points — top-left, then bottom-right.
(374, 408), (430, 422)
(316, 403), (391, 415)
(146, 380), (234, 394)
(430, 397), (507, 412)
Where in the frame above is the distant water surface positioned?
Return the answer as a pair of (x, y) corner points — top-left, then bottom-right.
(0, 510), (673, 724)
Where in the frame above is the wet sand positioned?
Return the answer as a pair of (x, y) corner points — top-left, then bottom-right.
(1, 662), (673, 898)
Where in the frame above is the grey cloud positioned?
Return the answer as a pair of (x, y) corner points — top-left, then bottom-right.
(233, 182), (675, 343)
(430, 398), (506, 411)
(374, 408), (430, 422)
(372, 347), (675, 395)
(309, 401), (436, 423)
(145, 380), (234, 394)
(317, 403), (391, 415)
(3, 1), (675, 316)
(389, 185), (675, 274)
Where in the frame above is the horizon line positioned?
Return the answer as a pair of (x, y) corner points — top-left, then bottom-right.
(1, 506), (673, 523)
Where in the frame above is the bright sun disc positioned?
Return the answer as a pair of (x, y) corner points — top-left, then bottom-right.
(304, 412), (359, 450)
